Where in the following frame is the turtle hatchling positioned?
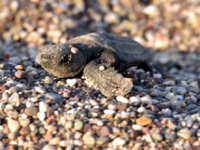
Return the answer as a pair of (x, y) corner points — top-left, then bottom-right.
(35, 33), (152, 97)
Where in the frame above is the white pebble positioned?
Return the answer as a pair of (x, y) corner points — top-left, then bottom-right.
(8, 92), (20, 105)
(39, 101), (48, 113)
(66, 79), (77, 87)
(143, 5), (159, 17)
(5, 104), (13, 110)
(59, 140), (67, 147)
(137, 106), (147, 113)
(37, 112), (46, 121)
(112, 138), (126, 147)
(141, 95), (152, 104)
(104, 109), (115, 115)
(104, 13), (119, 24)
(7, 119), (20, 133)
(130, 96), (141, 105)
(34, 86), (46, 94)
(108, 104), (116, 110)
(143, 134), (153, 143)
(116, 96), (129, 103)
(99, 65), (105, 71)
(26, 101), (34, 108)
(10, 1), (19, 11)
(29, 97), (39, 103)
(42, 144), (56, 150)
(120, 111), (129, 118)
(132, 124), (142, 130)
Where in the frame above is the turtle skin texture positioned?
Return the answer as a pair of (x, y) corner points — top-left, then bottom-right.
(35, 33), (151, 97)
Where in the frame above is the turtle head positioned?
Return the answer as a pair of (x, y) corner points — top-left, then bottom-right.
(36, 43), (86, 78)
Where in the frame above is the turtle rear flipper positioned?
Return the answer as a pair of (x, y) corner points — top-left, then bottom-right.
(83, 60), (133, 97)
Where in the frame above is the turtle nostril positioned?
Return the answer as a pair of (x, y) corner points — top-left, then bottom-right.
(41, 54), (52, 60)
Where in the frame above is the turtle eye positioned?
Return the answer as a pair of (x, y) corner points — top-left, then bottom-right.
(60, 54), (72, 65)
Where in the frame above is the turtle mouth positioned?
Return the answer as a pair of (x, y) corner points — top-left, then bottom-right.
(35, 53), (43, 65)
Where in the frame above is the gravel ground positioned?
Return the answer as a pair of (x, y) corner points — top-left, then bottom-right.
(0, 0), (200, 150)
(0, 41), (200, 150)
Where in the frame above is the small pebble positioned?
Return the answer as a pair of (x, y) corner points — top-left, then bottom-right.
(65, 121), (73, 129)
(104, 109), (115, 115)
(15, 65), (24, 70)
(74, 120), (83, 131)
(82, 132), (95, 146)
(130, 96), (141, 105)
(49, 137), (60, 145)
(112, 137), (126, 147)
(42, 144), (56, 150)
(132, 124), (142, 130)
(39, 101), (48, 113)
(66, 79), (77, 87)
(143, 5), (159, 17)
(24, 106), (38, 116)
(66, 114), (75, 121)
(8, 92), (20, 104)
(141, 95), (152, 104)
(20, 126), (30, 135)
(137, 106), (147, 113)
(152, 132), (163, 141)
(0, 142), (4, 150)
(116, 96), (129, 103)
(59, 140), (67, 147)
(175, 86), (187, 94)
(100, 126), (111, 136)
(7, 119), (20, 133)
(45, 93), (62, 101)
(43, 76), (53, 84)
(99, 65), (105, 71)
(15, 70), (24, 78)
(19, 118), (30, 127)
(161, 108), (172, 117)
(74, 132), (82, 139)
(35, 86), (46, 94)
(163, 80), (175, 86)
(96, 136), (109, 145)
(104, 13), (119, 24)
(136, 116), (152, 126)
(37, 112), (46, 121)
(0, 63), (4, 69)
(177, 128), (191, 140)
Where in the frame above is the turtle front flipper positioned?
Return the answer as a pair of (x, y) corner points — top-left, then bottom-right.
(83, 59), (133, 97)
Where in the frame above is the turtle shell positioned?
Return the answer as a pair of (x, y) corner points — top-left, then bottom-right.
(68, 32), (151, 64)
(99, 33), (151, 63)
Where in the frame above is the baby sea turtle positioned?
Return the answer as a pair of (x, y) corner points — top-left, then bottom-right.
(35, 33), (152, 97)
